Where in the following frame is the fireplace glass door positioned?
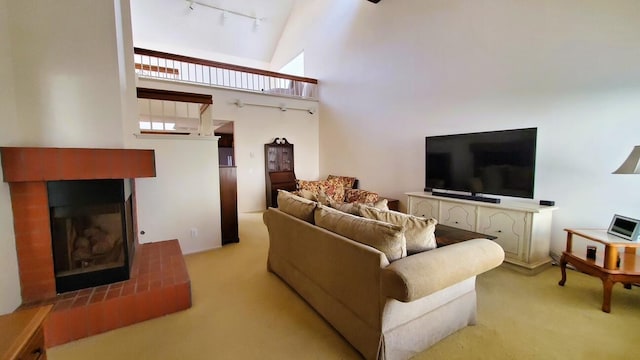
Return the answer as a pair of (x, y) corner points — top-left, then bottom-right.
(51, 203), (125, 274)
(48, 179), (133, 293)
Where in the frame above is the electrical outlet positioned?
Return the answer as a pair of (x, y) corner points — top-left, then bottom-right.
(190, 228), (198, 238)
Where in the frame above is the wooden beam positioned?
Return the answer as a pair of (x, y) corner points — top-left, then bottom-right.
(136, 87), (213, 104)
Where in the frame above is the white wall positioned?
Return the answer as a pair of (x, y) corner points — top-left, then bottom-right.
(0, 0), (134, 315)
(7, 0), (125, 148)
(271, 0), (640, 257)
(0, 0), (210, 315)
(130, 137), (222, 253)
(137, 78), (320, 213)
(0, 0), (23, 316)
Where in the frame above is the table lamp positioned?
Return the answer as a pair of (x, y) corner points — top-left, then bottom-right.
(613, 146), (640, 174)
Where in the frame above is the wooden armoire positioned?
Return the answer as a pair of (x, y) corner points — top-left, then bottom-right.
(265, 138), (296, 208)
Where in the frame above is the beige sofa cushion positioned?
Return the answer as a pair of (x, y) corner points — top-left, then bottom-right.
(314, 205), (406, 261)
(326, 197), (388, 215)
(360, 207), (437, 255)
(277, 190), (317, 223)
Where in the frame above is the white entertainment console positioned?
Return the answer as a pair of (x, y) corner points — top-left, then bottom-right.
(406, 192), (558, 273)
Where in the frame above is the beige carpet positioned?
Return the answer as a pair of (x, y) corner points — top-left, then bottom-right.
(49, 212), (640, 359)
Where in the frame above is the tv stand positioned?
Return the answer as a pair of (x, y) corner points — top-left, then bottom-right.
(407, 191), (558, 273)
(430, 190), (501, 204)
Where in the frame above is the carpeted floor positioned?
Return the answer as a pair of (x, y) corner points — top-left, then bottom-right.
(49, 212), (640, 359)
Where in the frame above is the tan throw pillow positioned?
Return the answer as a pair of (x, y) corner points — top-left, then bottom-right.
(316, 191), (333, 206)
(326, 196), (361, 215)
(329, 201), (361, 215)
(359, 207), (437, 255)
(295, 189), (318, 201)
(369, 198), (389, 211)
(314, 205), (406, 262)
(277, 190), (317, 224)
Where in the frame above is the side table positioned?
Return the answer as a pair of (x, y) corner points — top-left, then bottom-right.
(558, 228), (640, 313)
(0, 304), (52, 359)
(382, 198), (399, 212)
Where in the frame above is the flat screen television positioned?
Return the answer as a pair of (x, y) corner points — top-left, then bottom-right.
(425, 127), (537, 200)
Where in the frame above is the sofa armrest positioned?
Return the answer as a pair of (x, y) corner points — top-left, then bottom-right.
(381, 238), (504, 302)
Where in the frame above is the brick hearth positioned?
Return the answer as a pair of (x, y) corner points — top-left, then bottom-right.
(1, 147), (192, 347)
(30, 240), (191, 347)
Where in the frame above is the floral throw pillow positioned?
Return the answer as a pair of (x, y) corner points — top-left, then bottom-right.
(327, 175), (357, 189)
(344, 188), (379, 204)
(296, 179), (346, 203)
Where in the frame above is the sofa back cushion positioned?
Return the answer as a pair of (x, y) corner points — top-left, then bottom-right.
(359, 207), (438, 255)
(277, 190), (317, 223)
(314, 205), (406, 262)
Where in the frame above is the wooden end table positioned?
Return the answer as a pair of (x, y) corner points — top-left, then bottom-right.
(558, 228), (640, 313)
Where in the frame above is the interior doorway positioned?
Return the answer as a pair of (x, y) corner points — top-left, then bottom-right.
(215, 120), (239, 245)
(215, 120), (234, 165)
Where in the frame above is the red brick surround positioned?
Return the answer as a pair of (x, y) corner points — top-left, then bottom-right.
(1, 147), (156, 303)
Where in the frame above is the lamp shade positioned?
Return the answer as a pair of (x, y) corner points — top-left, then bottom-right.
(613, 146), (640, 174)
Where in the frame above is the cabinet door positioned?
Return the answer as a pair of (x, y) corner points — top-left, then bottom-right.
(266, 147), (279, 172)
(439, 202), (476, 231)
(408, 196), (439, 218)
(279, 147), (293, 171)
(477, 208), (528, 259)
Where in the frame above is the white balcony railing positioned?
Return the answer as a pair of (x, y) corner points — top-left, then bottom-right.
(134, 48), (318, 99)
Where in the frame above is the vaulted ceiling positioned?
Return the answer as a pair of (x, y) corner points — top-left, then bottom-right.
(130, 0), (296, 67)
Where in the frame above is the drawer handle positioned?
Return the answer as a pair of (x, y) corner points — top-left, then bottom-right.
(33, 348), (43, 360)
(496, 230), (502, 233)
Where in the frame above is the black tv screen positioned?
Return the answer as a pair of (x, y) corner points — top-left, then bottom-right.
(425, 128), (537, 199)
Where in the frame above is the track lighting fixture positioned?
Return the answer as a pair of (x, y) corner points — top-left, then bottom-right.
(187, 0), (265, 24)
(233, 99), (314, 115)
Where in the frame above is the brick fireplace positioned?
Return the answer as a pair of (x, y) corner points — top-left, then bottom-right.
(1, 147), (192, 347)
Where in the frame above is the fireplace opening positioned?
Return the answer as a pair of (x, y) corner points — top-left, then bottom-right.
(48, 179), (135, 293)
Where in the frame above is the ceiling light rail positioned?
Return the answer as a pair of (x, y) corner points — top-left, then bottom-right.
(233, 99), (315, 114)
(187, 1), (265, 22)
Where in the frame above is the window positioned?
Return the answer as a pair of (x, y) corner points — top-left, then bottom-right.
(278, 51), (304, 77)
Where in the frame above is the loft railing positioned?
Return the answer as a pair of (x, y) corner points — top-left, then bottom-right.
(134, 48), (318, 99)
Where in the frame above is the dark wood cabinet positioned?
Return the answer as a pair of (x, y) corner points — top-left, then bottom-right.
(265, 138), (296, 208)
(219, 166), (239, 244)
